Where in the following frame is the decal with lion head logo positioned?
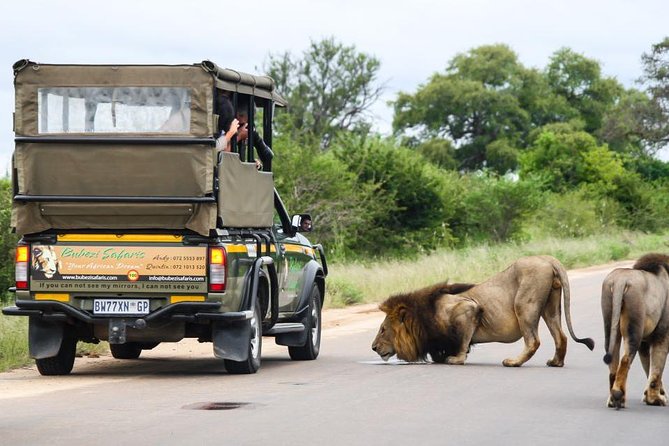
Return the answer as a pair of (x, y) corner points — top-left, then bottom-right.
(32, 246), (62, 279)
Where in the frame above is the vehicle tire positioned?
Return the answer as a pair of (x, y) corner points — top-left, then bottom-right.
(224, 302), (262, 374)
(110, 342), (143, 359)
(35, 327), (77, 376)
(289, 284), (322, 360)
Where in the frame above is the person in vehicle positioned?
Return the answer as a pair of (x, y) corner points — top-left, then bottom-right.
(215, 92), (239, 151)
(235, 99), (274, 170)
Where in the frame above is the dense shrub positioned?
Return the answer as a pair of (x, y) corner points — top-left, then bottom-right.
(456, 174), (542, 243)
(529, 189), (611, 238)
(0, 179), (17, 302)
(331, 135), (459, 255)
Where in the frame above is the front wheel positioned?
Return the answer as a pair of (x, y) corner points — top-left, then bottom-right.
(289, 284), (322, 360)
(35, 327), (77, 376)
(224, 302), (262, 374)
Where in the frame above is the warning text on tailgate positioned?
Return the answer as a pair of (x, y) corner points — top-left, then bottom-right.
(30, 245), (208, 293)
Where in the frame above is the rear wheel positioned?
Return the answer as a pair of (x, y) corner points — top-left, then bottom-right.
(35, 327), (77, 376)
(224, 302), (262, 374)
(110, 342), (142, 359)
(289, 284), (322, 360)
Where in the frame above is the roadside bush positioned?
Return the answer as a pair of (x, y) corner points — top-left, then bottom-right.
(457, 174), (541, 243)
(273, 136), (393, 259)
(0, 178), (17, 302)
(326, 277), (364, 307)
(529, 189), (610, 238)
(332, 135), (458, 255)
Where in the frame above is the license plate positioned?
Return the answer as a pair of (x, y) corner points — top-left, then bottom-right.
(93, 299), (150, 315)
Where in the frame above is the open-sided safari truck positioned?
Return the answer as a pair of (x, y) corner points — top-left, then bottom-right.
(2, 60), (328, 375)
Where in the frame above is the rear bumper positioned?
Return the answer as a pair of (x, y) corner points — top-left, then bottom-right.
(2, 300), (253, 324)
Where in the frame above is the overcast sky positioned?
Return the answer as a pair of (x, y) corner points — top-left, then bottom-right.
(0, 0), (667, 172)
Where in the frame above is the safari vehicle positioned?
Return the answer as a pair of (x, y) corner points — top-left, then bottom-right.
(2, 59), (327, 375)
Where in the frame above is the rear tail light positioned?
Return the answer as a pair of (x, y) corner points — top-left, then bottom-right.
(15, 245), (29, 290)
(209, 246), (227, 292)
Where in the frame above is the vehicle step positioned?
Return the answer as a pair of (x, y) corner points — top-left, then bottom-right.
(264, 323), (305, 335)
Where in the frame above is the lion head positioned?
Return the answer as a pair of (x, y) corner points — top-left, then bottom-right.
(32, 246), (61, 279)
(372, 301), (426, 362)
(371, 281), (475, 362)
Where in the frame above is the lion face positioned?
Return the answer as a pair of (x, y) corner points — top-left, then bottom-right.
(372, 316), (397, 361)
(372, 304), (424, 362)
(32, 246), (61, 279)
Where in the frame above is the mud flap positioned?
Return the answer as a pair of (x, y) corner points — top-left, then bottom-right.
(275, 322), (308, 347)
(28, 318), (65, 359)
(212, 321), (252, 361)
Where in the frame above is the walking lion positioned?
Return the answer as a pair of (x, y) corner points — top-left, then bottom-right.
(602, 253), (669, 409)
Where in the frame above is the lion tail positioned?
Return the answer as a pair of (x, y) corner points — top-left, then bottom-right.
(603, 280), (626, 364)
(552, 258), (595, 351)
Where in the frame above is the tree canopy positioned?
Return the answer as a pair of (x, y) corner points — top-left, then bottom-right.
(265, 37), (384, 147)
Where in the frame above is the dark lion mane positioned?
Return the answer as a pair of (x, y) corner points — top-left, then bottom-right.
(633, 253), (669, 275)
(379, 281), (475, 362)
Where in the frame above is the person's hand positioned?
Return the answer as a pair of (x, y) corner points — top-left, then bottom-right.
(237, 122), (249, 142)
(225, 118), (240, 140)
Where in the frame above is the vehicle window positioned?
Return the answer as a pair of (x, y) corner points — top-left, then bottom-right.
(37, 87), (191, 134)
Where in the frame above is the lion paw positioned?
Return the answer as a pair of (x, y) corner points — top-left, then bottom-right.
(546, 358), (564, 367)
(446, 355), (466, 365)
(643, 391), (667, 406)
(502, 358), (522, 367)
(608, 390), (625, 409)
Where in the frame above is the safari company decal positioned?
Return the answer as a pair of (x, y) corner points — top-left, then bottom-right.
(30, 245), (208, 293)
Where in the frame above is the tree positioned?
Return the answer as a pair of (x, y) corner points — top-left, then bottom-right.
(546, 48), (623, 134)
(639, 36), (669, 151)
(393, 44), (539, 172)
(598, 88), (652, 154)
(265, 37), (384, 147)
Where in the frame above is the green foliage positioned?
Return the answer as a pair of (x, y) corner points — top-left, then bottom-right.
(272, 135), (391, 259)
(624, 155), (669, 181)
(415, 138), (458, 170)
(0, 314), (29, 371)
(520, 126), (629, 194)
(598, 89), (652, 154)
(265, 37), (383, 147)
(546, 47), (623, 133)
(0, 179), (17, 300)
(457, 174), (541, 243)
(331, 135), (458, 255)
(326, 277), (364, 308)
(640, 36), (669, 150)
(393, 44), (535, 171)
(529, 190), (610, 238)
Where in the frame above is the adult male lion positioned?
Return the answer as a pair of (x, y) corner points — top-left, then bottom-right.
(372, 255), (595, 367)
(601, 253), (669, 409)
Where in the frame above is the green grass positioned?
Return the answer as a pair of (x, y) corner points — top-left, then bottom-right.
(324, 230), (669, 307)
(0, 312), (109, 373)
(0, 313), (30, 371)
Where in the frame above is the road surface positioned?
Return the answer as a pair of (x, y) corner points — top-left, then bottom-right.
(1, 261), (668, 445)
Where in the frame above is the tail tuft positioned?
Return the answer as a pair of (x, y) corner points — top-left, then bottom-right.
(603, 353), (612, 364)
(582, 338), (595, 351)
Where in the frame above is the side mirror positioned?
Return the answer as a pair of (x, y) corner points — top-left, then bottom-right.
(291, 213), (313, 233)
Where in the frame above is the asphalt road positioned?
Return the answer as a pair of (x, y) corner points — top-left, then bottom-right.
(1, 261), (669, 446)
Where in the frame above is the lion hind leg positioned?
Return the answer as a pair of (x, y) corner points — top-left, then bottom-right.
(542, 286), (567, 367)
(503, 295), (544, 367)
(643, 340), (669, 406)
